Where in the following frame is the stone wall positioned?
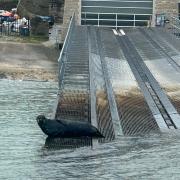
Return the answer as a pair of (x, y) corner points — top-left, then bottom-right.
(17, 0), (49, 18)
(61, 0), (80, 42)
(49, 0), (64, 23)
(154, 0), (180, 16)
(151, 0), (180, 26)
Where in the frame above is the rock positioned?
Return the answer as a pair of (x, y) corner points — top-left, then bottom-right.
(30, 17), (49, 37)
(0, 73), (7, 79)
(17, 0), (49, 18)
(0, 0), (18, 11)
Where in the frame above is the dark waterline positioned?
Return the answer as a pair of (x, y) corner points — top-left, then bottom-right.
(0, 79), (180, 180)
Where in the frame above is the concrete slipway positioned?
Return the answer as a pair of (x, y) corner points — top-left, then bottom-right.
(48, 21), (180, 148)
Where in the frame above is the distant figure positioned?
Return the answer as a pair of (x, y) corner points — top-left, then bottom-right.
(36, 115), (104, 138)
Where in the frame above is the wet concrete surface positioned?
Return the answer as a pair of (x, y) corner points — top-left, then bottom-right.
(54, 26), (180, 141)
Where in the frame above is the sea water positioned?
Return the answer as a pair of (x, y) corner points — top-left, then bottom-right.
(0, 79), (180, 180)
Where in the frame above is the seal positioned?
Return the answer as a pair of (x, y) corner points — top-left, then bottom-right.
(36, 115), (104, 138)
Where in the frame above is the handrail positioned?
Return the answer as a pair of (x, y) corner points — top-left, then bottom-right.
(58, 13), (75, 62)
(82, 12), (151, 28)
(82, 12), (152, 15)
(82, 6), (152, 10)
(58, 13), (76, 89)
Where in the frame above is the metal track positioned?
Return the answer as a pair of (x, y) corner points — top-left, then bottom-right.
(87, 26), (117, 140)
(102, 29), (160, 135)
(153, 27), (180, 53)
(87, 26), (99, 145)
(138, 28), (180, 71)
(95, 27), (122, 137)
(116, 35), (180, 130)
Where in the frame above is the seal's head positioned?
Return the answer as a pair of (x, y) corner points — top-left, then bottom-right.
(36, 115), (46, 125)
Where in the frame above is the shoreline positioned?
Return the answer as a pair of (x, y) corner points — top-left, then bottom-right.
(0, 40), (60, 82)
(0, 67), (58, 82)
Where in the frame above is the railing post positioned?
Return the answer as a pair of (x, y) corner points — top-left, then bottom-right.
(98, 13), (100, 27)
(133, 14), (136, 27)
(85, 12), (87, 25)
(116, 13), (118, 30)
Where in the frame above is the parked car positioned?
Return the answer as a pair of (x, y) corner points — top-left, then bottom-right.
(37, 15), (55, 27)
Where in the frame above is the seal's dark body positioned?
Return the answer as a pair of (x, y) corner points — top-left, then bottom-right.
(36, 115), (104, 138)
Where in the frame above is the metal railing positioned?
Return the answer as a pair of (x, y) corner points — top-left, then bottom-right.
(58, 13), (76, 89)
(168, 16), (180, 38)
(0, 17), (30, 36)
(81, 12), (152, 28)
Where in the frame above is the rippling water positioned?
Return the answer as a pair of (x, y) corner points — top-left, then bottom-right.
(1, 79), (180, 180)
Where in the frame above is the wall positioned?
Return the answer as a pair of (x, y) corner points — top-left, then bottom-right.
(49, 0), (64, 23)
(61, 0), (80, 42)
(154, 0), (180, 16)
(17, 0), (49, 17)
(152, 0), (180, 26)
(60, 0), (180, 37)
